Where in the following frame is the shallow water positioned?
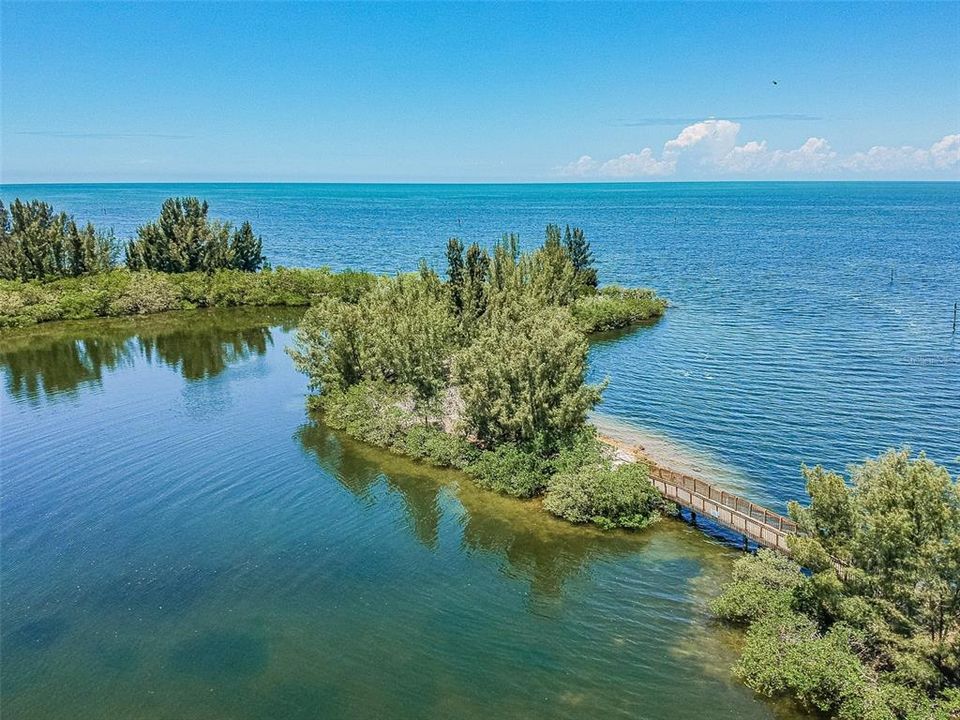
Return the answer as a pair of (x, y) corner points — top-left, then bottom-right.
(1, 310), (793, 719)
(2, 182), (958, 717)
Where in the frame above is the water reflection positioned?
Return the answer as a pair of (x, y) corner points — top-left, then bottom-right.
(298, 422), (445, 549)
(297, 421), (648, 598)
(0, 307), (303, 401)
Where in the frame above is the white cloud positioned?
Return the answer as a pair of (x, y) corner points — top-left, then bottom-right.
(664, 119), (740, 162)
(931, 134), (960, 168)
(599, 148), (674, 177)
(558, 122), (959, 179)
(718, 136), (836, 174)
(559, 155), (600, 177)
(843, 133), (960, 173)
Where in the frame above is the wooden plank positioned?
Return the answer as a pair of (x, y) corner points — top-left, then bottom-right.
(597, 435), (803, 554)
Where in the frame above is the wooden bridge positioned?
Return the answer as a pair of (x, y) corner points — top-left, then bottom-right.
(600, 436), (796, 554)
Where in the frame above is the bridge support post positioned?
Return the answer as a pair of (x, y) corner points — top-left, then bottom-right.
(690, 511), (697, 526)
(742, 535), (749, 552)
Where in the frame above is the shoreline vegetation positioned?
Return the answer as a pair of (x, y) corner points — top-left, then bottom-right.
(288, 228), (960, 718)
(0, 197), (666, 332)
(714, 451), (960, 720)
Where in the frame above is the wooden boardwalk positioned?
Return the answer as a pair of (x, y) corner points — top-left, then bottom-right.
(600, 436), (796, 553)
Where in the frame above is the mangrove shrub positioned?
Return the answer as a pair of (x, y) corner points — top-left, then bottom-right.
(713, 450), (960, 719)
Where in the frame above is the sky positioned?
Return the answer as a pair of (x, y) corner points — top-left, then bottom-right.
(1, 1), (958, 183)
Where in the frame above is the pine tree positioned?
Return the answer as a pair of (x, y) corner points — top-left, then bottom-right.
(201, 222), (232, 273)
(532, 224), (578, 306)
(446, 237), (465, 314)
(126, 198), (265, 273)
(230, 221), (265, 272)
(454, 303), (603, 449)
(565, 225), (597, 290)
(545, 223), (563, 250)
(463, 243), (490, 324)
(0, 202), (18, 280)
(0, 200), (115, 280)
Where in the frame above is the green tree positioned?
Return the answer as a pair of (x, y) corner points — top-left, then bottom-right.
(530, 225), (579, 306)
(292, 268), (456, 420)
(126, 197), (265, 273)
(460, 243), (490, 334)
(365, 266), (456, 418)
(290, 295), (367, 394)
(453, 301), (603, 449)
(715, 451), (960, 718)
(489, 232), (519, 293)
(0, 201), (18, 280)
(790, 450), (960, 650)
(230, 221), (265, 272)
(446, 237), (465, 314)
(0, 199), (116, 281)
(564, 225), (598, 290)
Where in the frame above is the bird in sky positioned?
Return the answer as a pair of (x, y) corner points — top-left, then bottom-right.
(772, 80), (778, 85)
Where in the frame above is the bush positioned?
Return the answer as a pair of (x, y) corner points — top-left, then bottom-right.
(543, 461), (664, 529)
(711, 549), (806, 624)
(398, 425), (478, 469)
(714, 452), (960, 719)
(106, 271), (181, 315)
(736, 614), (868, 717)
(0, 267), (377, 328)
(549, 428), (606, 475)
(572, 285), (667, 333)
(464, 444), (550, 498)
(319, 382), (407, 447)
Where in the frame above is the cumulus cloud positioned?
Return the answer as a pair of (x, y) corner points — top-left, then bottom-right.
(559, 155), (601, 178)
(558, 121), (959, 179)
(843, 134), (960, 173)
(599, 149), (674, 177)
(664, 119), (740, 156)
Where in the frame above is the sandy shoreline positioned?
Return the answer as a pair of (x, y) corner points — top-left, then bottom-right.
(589, 412), (757, 497)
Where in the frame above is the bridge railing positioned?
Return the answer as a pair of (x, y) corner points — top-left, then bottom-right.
(643, 461), (798, 534)
(601, 436), (849, 574)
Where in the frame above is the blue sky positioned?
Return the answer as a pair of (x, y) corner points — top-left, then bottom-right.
(1, 2), (958, 182)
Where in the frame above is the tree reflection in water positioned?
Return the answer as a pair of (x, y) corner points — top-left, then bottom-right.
(296, 421), (650, 599)
(0, 307), (302, 402)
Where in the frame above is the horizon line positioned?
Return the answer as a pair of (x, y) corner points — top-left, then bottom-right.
(2, 179), (958, 187)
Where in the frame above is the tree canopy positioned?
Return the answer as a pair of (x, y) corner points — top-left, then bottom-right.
(0, 199), (116, 281)
(126, 197), (265, 273)
(291, 226), (610, 452)
(714, 449), (960, 719)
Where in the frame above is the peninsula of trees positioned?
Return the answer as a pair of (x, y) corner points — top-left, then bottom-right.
(291, 230), (670, 530)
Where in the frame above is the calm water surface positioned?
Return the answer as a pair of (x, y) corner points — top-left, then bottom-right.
(2, 183), (958, 718)
(1, 310), (786, 719)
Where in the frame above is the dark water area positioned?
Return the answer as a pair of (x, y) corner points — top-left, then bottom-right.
(1, 310), (791, 719)
(1, 182), (958, 718)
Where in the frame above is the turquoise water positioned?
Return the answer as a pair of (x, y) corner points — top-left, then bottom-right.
(1, 183), (958, 718)
(4, 182), (958, 501)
